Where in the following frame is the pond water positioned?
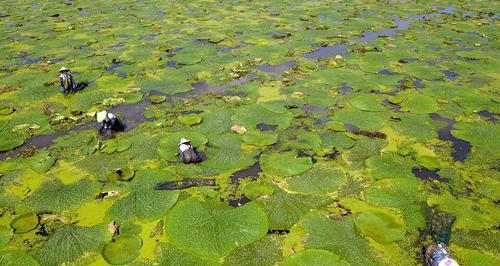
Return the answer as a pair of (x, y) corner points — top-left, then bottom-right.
(0, 1), (498, 265)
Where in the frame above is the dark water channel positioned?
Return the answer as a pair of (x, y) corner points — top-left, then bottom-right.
(430, 113), (471, 161)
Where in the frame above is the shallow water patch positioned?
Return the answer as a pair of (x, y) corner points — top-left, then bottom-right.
(430, 113), (471, 161)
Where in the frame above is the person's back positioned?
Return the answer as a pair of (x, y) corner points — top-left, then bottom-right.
(58, 67), (76, 94)
(178, 138), (201, 164)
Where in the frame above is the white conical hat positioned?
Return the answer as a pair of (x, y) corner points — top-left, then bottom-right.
(438, 259), (459, 266)
(96, 111), (108, 123)
(59, 66), (70, 72)
(179, 138), (191, 145)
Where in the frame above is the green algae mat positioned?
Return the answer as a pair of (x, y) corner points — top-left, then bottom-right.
(0, 0), (499, 265)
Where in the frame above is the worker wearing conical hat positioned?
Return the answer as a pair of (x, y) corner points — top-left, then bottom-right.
(178, 138), (202, 164)
(59, 67), (77, 94)
(96, 110), (125, 136)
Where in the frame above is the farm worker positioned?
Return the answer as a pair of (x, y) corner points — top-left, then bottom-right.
(96, 110), (125, 135)
(425, 243), (459, 266)
(59, 67), (77, 94)
(178, 138), (202, 164)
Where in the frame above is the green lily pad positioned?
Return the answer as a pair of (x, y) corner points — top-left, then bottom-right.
(348, 94), (385, 112)
(242, 131), (278, 146)
(283, 249), (350, 266)
(34, 224), (111, 266)
(241, 181), (275, 200)
(10, 213), (38, 234)
(0, 106), (15, 116)
(0, 226), (12, 247)
(202, 134), (257, 170)
(298, 212), (382, 265)
(101, 138), (132, 154)
(102, 234), (142, 265)
(27, 151), (57, 173)
(232, 104), (293, 130)
(286, 163), (346, 195)
(25, 179), (100, 213)
(364, 178), (426, 230)
(452, 122), (500, 151)
(0, 136), (24, 152)
(260, 151), (312, 177)
(157, 131), (208, 161)
(159, 244), (218, 266)
(400, 94), (438, 114)
(148, 95), (167, 104)
(0, 251), (40, 266)
(223, 235), (282, 266)
(164, 198), (268, 259)
(365, 153), (416, 180)
(354, 211), (405, 244)
(106, 167), (135, 182)
(178, 113), (203, 126)
(258, 188), (333, 230)
(107, 170), (179, 222)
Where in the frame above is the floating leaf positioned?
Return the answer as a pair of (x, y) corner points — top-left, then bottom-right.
(348, 94), (385, 112)
(241, 181), (274, 200)
(282, 249), (349, 266)
(354, 211), (405, 244)
(0, 106), (15, 116)
(286, 163), (346, 195)
(258, 188), (332, 230)
(232, 104), (293, 130)
(242, 131), (278, 146)
(159, 244), (218, 266)
(102, 234), (142, 265)
(202, 134), (256, 170)
(365, 152), (415, 180)
(260, 151), (312, 177)
(34, 224), (111, 266)
(107, 170), (179, 222)
(178, 113), (203, 126)
(0, 226), (12, 247)
(0, 251), (39, 266)
(101, 138), (132, 154)
(105, 167), (135, 182)
(223, 235), (282, 266)
(165, 198), (268, 259)
(298, 212), (381, 265)
(25, 179), (99, 213)
(0, 136), (24, 152)
(148, 95), (167, 104)
(10, 213), (39, 234)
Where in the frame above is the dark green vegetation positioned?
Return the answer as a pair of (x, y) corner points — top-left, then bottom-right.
(0, 0), (499, 265)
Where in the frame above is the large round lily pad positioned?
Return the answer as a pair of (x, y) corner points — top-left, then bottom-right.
(10, 213), (39, 234)
(0, 106), (15, 116)
(0, 251), (40, 266)
(0, 136), (24, 152)
(283, 249), (350, 266)
(164, 198), (268, 258)
(157, 131), (208, 161)
(354, 211), (405, 244)
(286, 163), (346, 195)
(148, 95), (167, 104)
(101, 139), (132, 154)
(102, 234), (142, 265)
(242, 131), (278, 146)
(106, 167), (135, 182)
(260, 151), (312, 177)
(348, 94), (385, 112)
(178, 114), (203, 126)
(0, 226), (12, 247)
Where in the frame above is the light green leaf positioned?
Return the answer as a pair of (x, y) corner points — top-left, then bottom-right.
(260, 151), (312, 177)
(165, 198), (268, 259)
(102, 234), (142, 265)
(282, 249), (350, 266)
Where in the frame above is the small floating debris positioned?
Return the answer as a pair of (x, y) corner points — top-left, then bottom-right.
(155, 179), (216, 190)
